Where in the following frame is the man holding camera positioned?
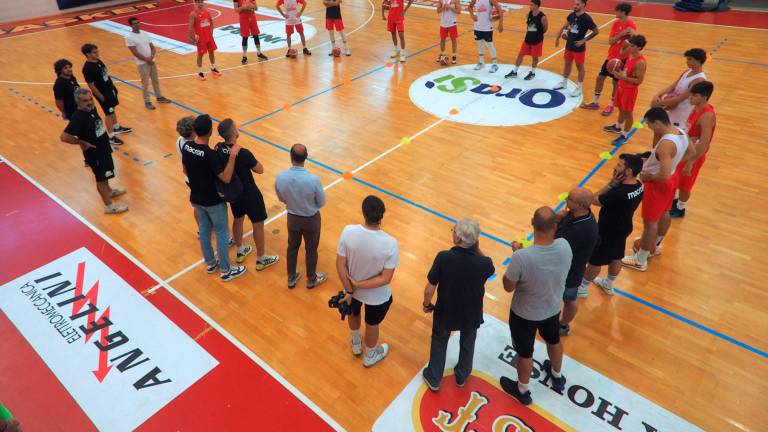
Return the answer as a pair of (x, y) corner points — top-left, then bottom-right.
(421, 217), (495, 391)
(336, 195), (399, 368)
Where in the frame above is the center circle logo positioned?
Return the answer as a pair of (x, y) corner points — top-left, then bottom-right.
(409, 65), (582, 127)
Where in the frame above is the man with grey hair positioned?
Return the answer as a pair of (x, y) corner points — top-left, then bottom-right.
(556, 187), (599, 336)
(421, 217), (495, 391)
(60, 88), (127, 214)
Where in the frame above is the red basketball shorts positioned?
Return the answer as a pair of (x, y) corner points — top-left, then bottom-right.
(616, 86), (639, 113)
(519, 41), (543, 57)
(196, 38), (217, 54)
(326, 18), (344, 30)
(286, 23), (305, 35)
(642, 175), (678, 222)
(239, 14), (260, 37)
(678, 153), (707, 193)
(440, 25), (457, 39)
(564, 49), (586, 65)
(387, 18), (404, 32)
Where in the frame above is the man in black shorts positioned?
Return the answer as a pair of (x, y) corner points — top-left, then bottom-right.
(53, 59), (80, 121)
(216, 119), (280, 271)
(81, 43), (132, 145)
(60, 88), (128, 214)
(500, 207), (572, 405)
(582, 154), (643, 295)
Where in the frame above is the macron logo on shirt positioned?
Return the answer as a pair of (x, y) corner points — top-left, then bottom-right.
(183, 144), (205, 157)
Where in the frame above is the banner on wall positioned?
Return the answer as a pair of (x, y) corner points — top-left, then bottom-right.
(57, 0), (129, 10)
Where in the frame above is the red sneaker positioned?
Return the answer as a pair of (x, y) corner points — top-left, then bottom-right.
(211, 69), (222, 78)
(601, 105), (614, 116)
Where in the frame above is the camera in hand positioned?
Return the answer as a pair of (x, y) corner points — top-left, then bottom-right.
(328, 291), (352, 320)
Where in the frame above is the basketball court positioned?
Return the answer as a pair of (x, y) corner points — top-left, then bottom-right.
(0, 0), (767, 430)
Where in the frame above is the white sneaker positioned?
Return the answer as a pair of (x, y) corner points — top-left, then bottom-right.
(110, 188), (126, 198)
(363, 343), (389, 368)
(570, 86), (582, 97)
(400, 51), (406, 63)
(621, 254), (647, 272)
(104, 203), (128, 214)
(577, 285), (588, 298)
(594, 277), (614, 295)
(351, 335), (362, 357)
(473, 63), (484, 71)
(489, 64), (499, 73)
(632, 238), (662, 258)
(553, 82), (566, 90)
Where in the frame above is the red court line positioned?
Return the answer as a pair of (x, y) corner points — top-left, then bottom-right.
(501, 0), (768, 29)
(0, 160), (338, 431)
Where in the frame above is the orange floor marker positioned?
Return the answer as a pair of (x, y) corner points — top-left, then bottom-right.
(283, 103), (291, 111)
(343, 171), (353, 180)
(449, 108), (459, 115)
(490, 85), (500, 92)
(386, 62), (393, 67)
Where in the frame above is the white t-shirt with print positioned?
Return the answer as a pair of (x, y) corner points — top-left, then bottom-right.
(337, 224), (399, 306)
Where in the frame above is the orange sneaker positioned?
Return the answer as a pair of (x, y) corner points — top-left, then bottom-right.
(211, 68), (222, 77)
(197, 72), (206, 81)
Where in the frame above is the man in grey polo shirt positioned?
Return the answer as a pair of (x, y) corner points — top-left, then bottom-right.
(500, 206), (572, 406)
(275, 143), (327, 289)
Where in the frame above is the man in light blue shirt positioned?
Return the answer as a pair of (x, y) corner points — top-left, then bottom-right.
(275, 144), (327, 289)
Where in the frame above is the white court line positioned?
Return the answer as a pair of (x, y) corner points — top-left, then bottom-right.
(0, 155), (346, 432)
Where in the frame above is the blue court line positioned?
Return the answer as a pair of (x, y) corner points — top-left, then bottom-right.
(239, 34), (469, 127)
(111, 75), (767, 360)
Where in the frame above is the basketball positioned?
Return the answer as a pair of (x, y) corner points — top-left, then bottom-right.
(382, 0), (390, 10)
(607, 58), (622, 74)
(287, 48), (298, 58)
(332, 47), (341, 57)
(439, 55), (449, 66)
(632, 238), (656, 255)
(561, 30), (568, 40)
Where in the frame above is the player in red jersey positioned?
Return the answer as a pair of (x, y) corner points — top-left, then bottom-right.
(234, 0), (268, 64)
(277, 0), (311, 56)
(622, 108), (695, 272)
(581, 3), (636, 114)
(188, 0), (221, 81)
(383, 0), (413, 63)
(670, 81), (715, 218)
(602, 34), (646, 146)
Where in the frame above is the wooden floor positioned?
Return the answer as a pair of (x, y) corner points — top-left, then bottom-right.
(1, 1), (767, 430)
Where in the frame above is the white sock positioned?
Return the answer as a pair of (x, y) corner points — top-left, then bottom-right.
(108, 132), (115, 139)
(351, 329), (361, 339)
(512, 65), (518, 73)
(198, 68), (204, 74)
(677, 200), (687, 210)
(593, 93), (600, 104)
(113, 123), (121, 131)
(615, 122), (622, 129)
(577, 82), (583, 90)
(552, 368), (562, 378)
(656, 236), (665, 246)
(607, 274), (618, 285)
(518, 381), (529, 393)
(211, 64), (218, 71)
(637, 249), (650, 264)
(531, 67), (536, 73)
(329, 30), (335, 47)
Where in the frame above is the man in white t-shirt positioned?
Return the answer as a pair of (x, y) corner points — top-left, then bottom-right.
(336, 195), (399, 368)
(125, 17), (171, 110)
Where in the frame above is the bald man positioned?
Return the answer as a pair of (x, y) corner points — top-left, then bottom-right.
(555, 188), (598, 336)
(501, 207), (572, 405)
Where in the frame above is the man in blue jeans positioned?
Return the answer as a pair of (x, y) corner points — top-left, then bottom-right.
(181, 114), (246, 281)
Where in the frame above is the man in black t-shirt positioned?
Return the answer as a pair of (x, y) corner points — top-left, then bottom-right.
(324, 0), (350, 56)
(60, 88), (128, 214)
(505, 0), (547, 80)
(421, 217), (494, 391)
(553, 0), (598, 97)
(52, 59), (80, 120)
(584, 154), (643, 295)
(216, 119), (279, 271)
(555, 187), (599, 336)
(81, 43), (132, 145)
(182, 114), (247, 282)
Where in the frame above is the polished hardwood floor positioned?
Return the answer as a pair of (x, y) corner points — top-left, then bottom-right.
(1, 1), (767, 430)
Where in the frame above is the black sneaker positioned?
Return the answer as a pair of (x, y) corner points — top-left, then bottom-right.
(303, 47), (312, 56)
(156, 96), (172, 104)
(287, 271), (302, 289)
(241, 56), (248, 65)
(422, 369), (440, 391)
(113, 125), (133, 134)
(205, 260), (219, 274)
(500, 376), (532, 405)
(307, 272), (327, 289)
(504, 70), (517, 79)
(221, 266), (247, 282)
(110, 136), (124, 145)
(559, 324), (570, 336)
(542, 359), (566, 392)
(524, 71), (535, 80)
(670, 205), (686, 218)
(603, 124), (622, 134)
(257, 52), (268, 60)
(455, 372), (467, 388)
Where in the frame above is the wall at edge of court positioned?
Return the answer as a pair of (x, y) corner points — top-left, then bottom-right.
(0, 0), (135, 24)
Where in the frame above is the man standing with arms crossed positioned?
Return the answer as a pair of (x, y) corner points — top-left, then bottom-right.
(603, 34), (647, 145)
(125, 17), (171, 110)
(500, 207), (572, 405)
(553, 0), (598, 97)
(505, 0), (547, 80)
(81, 43), (131, 145)
(234, 0), (269, 64)
(189, 0), (222, 81)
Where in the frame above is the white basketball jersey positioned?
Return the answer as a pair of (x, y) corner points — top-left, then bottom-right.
(473, 0), (493, 32)
(666, 69), (707, 129)
(440, 0), (457, 28)
(643, 129), (689, 176)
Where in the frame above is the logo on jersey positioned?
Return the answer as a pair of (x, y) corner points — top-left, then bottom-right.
(409, 66), (582, 127)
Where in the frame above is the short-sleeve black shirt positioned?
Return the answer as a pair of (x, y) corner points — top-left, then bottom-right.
(215, 143), (259, 192)
(597, 182), (644, 239)
(524, 10), (546, 45)
(565, 12), (596, 53)
(63, 108), (112, 159)
(82, 60), (115, 96)
(53, 76), (80, 118)
(556, 211), (599, 288)
(181, 141), (225, 207)
(427, 246), (495, 331)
